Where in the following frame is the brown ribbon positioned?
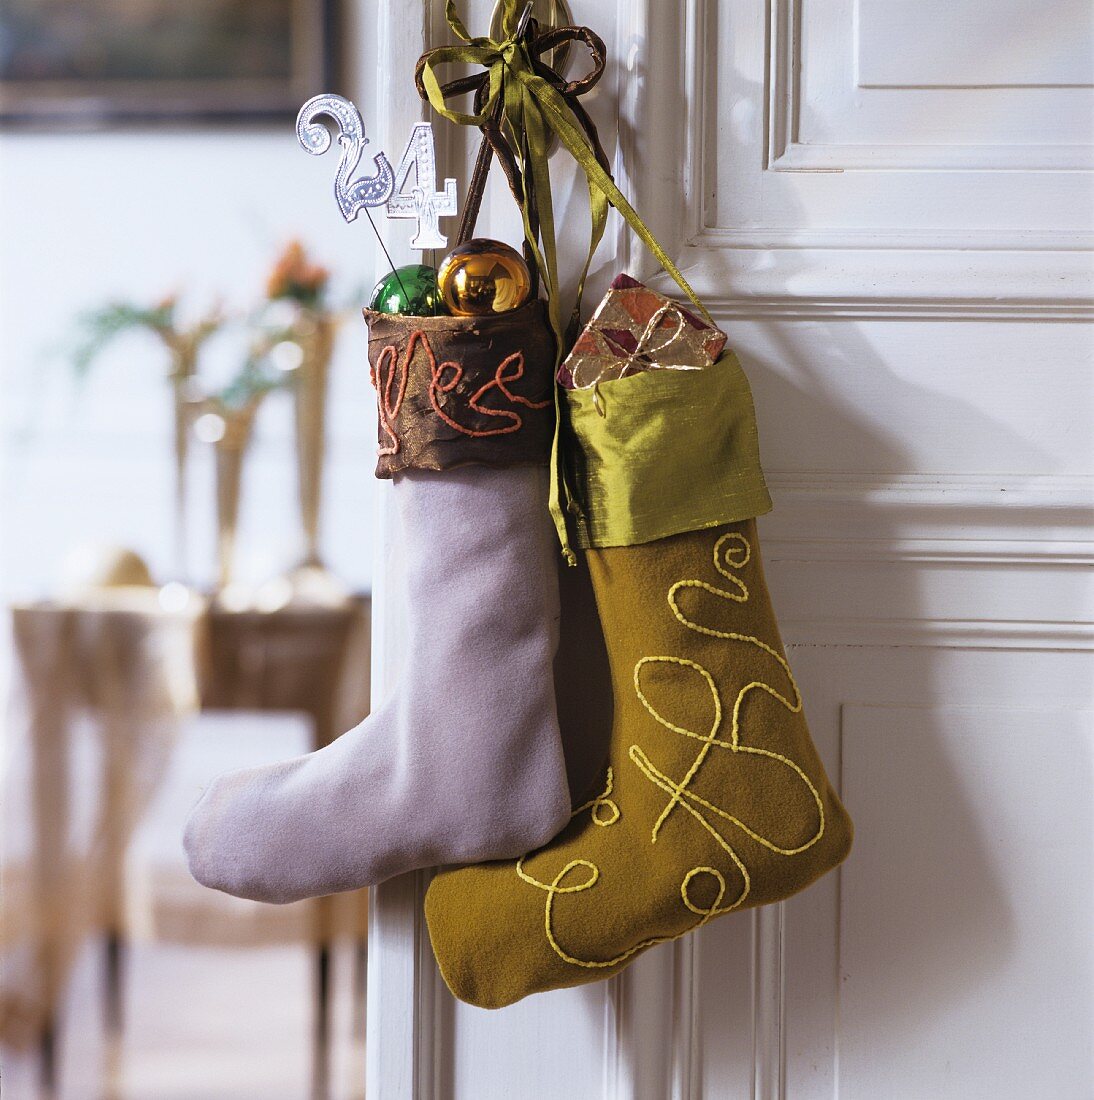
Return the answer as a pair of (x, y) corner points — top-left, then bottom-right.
(415, 19), (613, 331)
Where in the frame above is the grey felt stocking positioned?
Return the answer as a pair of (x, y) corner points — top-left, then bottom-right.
(184, 464), (571, 902)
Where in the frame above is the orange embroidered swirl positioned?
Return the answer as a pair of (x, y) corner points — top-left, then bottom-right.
(372, 329), (550, 451)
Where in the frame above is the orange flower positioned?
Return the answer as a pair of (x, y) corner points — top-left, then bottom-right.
(267, 241), (330, 303)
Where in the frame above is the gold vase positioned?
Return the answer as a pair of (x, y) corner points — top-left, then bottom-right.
(163, 312), (220, 584)
(169, 350), (198, 582)
(293, 312), (336, 569)
(209, 396), (264, 591)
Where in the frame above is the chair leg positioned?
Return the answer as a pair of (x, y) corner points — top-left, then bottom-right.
(353, 937), (368, 1040)
(104, 931), (125, 1035)
(39, 1014), (57, 1098)
(316, 942), (332, 1043)
(311, 940), (332, 1100)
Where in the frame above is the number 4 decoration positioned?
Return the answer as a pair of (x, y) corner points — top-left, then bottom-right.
(386, 123), (458, 251)
(296, 95), (458, 252)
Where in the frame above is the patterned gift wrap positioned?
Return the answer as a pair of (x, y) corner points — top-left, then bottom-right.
(558, 274), (727, 389)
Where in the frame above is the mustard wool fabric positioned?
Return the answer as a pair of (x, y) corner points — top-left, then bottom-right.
(425, 518), (853, 1009)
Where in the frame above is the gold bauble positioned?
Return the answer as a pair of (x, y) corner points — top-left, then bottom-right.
(437, 239), (532, 317)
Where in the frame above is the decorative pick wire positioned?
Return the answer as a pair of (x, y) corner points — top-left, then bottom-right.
(365, 207), (409, 304)
(296, 94), (408, 303)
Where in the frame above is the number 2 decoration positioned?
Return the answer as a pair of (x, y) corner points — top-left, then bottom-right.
(296, 95), (458, 251)
(296, 94), (395, 220)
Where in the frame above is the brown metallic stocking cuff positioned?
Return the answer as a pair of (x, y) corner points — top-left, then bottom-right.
(364, 300), (557, 479)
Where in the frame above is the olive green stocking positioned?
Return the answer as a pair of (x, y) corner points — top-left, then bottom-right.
(424, 517), (853, 1008)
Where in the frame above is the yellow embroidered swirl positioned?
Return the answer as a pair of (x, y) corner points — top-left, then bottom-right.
(516, 531), (826, 969)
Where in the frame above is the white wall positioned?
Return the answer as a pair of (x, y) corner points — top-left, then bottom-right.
(0, 0), (388, 600)
(0, 126), (389, 598)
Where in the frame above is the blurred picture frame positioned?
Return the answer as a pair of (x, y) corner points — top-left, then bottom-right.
(0, 0), (335, 126)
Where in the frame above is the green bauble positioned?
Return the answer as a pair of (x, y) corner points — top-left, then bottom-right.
(369, 264), (446, 317)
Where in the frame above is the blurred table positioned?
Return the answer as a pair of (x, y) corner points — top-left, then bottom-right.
(3, 591), (371, 1098)
(200, 597), (371, 1099)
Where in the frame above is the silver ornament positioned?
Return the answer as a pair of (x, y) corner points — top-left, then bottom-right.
(385, 122), (458, 251)
(296, 93), (395, 222)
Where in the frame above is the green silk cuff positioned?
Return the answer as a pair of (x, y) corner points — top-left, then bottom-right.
(565, 352), (772, 548)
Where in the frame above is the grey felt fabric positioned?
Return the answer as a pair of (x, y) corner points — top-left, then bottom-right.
(184, 465), (571, 903)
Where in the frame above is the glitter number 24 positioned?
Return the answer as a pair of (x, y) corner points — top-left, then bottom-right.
(297, 95), (458, 252)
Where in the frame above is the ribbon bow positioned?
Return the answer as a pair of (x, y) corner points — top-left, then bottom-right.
(417, 0), (710, 342)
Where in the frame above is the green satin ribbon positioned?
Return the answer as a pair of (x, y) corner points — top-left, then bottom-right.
(421, 0), (714, 561)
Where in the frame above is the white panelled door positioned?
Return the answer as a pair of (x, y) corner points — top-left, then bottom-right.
(365, 2), (1094, 1097)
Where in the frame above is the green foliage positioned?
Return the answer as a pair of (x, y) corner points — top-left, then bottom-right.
(213, 355), (288, 411)
(70, 300), (178, 377)
(66, 242), (346, 411)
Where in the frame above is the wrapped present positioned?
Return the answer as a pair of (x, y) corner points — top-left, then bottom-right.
(558, 274), (727, 389)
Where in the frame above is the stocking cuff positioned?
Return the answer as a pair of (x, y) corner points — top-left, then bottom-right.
(564, 351), (772, 548)
(365, 300), (557, 479)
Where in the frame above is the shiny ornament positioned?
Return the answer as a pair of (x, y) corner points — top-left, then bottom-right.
(369, 264), (445, 316)
(297, 94), (395, 221)
(386, 123), (458, 250)
(437, 239), (531, 317)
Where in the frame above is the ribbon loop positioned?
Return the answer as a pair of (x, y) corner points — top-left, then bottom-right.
(529, 25), (607, 97)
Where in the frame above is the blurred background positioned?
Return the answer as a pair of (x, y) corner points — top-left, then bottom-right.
(0, 2), (394, 1097)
